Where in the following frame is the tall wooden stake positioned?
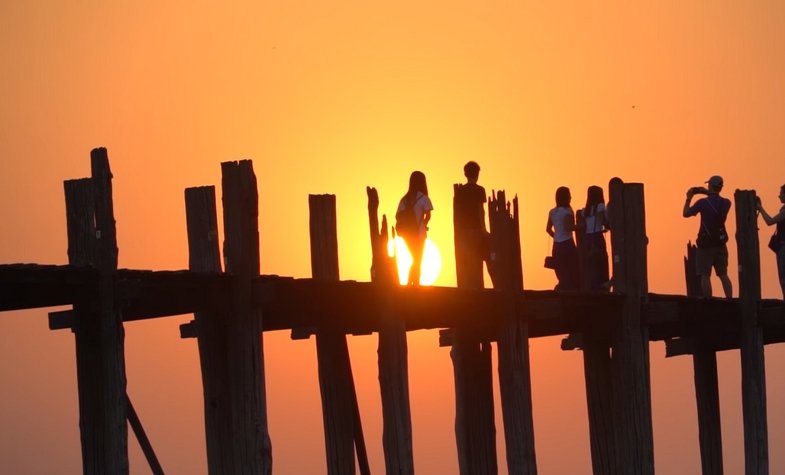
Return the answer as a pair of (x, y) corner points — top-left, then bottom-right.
(185, 185), (236, 474)
(452, 183), (497, 475)
(735, 190), (768, 474)
(221, 160), (272, 474)
(309, 194), (370, 475)
(368, 187), (414, 474)
(685, 242), (724, 475)
(608, 183), (653, 474)
(489, 192), (537, 475)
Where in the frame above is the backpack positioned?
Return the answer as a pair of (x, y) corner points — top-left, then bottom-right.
(396, 194), (422, 239)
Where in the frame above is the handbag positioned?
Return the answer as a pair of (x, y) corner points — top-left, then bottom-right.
(769, 231), (781, 253)
(544, 255), (555, 269)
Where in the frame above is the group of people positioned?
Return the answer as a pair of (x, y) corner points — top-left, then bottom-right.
(545, 180), (618, 292)
(683, 176), (785, 299)
(395, 165), (785, 299)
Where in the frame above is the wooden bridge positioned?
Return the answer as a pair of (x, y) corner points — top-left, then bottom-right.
(1, 147), (783, 474)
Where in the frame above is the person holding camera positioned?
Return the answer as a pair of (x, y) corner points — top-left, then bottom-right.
(682, 175), (733, 298)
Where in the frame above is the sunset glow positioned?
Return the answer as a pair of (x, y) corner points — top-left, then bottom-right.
(387, 236), (442, 286)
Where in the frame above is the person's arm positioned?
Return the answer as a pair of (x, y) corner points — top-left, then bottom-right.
(683, 189), (697, 217)
(563, 210), (575, 232)
(758, 200), (785, 226)
(423, 210), (431, 230)
(546, 215), (554, 238)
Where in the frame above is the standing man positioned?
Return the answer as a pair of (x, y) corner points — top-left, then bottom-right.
(683, 175), (733, 298)
(454, 161), (490, 288)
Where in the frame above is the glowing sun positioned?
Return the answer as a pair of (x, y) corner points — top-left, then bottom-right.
(387, 236), (442, 286)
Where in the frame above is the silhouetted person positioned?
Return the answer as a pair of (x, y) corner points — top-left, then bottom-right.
(683, 175), (733, 298)
(454, 161), (490, 288)
(577, 185), (609, 291)
(396, 171), (433, 285)
(756, 184), (785, 299)
(546, 186), (579, 291)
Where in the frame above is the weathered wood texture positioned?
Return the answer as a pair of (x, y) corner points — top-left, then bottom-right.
(66, 149), (130, 474)
(489, 192), (537, 475)
(309, 194), (369, 475)
(452, 184), (497, 475)
(685, 242), (724, 475)
(735, 190), (768, 474)
(64, 177), (105, 475)
(368, 187), (414, 475)
(221, 160), (272, 474)
(609, 183), (653, 474)
(186, 185), (236, 474)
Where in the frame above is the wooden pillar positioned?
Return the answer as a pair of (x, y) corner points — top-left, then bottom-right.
(185, 185), (236, 474)
(734, 190), (768, 474)
(608, 183), (653, 474)
(221, 160), (272, 474)
(581, 334), (616, 475)
(65, 176), (105, 474)
(489, 192), (537, 475)
(368, 187), (414, 474)
(64, 149), (129, 474)
(684, 242), (724, 475)
(309, 194), (369, 475)
(452, 184), (497, 475)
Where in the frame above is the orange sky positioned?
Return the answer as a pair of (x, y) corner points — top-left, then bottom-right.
(2, 1), (785, 473)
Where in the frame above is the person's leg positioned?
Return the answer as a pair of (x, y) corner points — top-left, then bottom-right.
(714, 245), (732, 299)
(408, 237), (425, 285)
(777, 246), (785, 299)
(695, 247), (714, 298)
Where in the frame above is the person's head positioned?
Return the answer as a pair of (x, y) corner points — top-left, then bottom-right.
(408, 171), (428, 197)
(779, 184), (785, 203)
(585, 185), (605, 215)
(555, 186), (571, 208)
(608, 177), (623, 198)
(464, 161), (480, 184)
(706, 175), (724, 194)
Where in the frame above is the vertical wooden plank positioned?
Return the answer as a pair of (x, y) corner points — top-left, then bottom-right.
(735, 190), (768, 474)
(64, 177), (105, 475)
(90, 148), (129, 474)
(368, 186), (415, 474)
(452, 184), (497, 475)
(221, 160), (272, 474)
(309, 194), (369, 475)
(185, 186), (235, 474)
(685, 242), (724, 475)
(581, 335), (616, 475)
(608, 183), (653, 475)
(490, 192), (537, 475)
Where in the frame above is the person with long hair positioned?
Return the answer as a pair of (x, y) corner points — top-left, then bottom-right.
(396, 171), (433, 285)
(757, 184), (785, 298)
(546, 186), (579, 290)
(577, 185), (609, 290)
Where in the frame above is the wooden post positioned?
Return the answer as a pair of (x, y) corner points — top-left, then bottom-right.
(185, 186), (236, 474)
(368, 186), (415, 474)
(735, 190), (768, 474)
(309, 194), (369, 475)
(221, 160), (272, 474)
(489, 192), (537, 475)
(685, 242), (724, 475)
(452, 183), (497, 475)
(64, 177), (105, 474)
(608, 183), (653, 474)
(64, 149), (132, 474)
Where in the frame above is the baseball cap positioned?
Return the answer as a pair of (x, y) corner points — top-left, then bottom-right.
(706, 175), (723, 188)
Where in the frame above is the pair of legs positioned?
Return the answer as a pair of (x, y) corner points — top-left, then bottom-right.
(696, 245), (732, 298)
(553, 238), (579, 291)
(407, 237), (425, 285)
(777, 246), (785, 299)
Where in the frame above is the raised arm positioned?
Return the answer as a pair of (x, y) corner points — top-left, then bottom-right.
(757, 199), (785, 226)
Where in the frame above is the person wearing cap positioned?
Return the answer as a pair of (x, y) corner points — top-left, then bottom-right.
(683, 175), (733, 298)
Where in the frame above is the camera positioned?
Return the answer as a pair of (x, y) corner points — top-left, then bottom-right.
(690, 186), (708, 195)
